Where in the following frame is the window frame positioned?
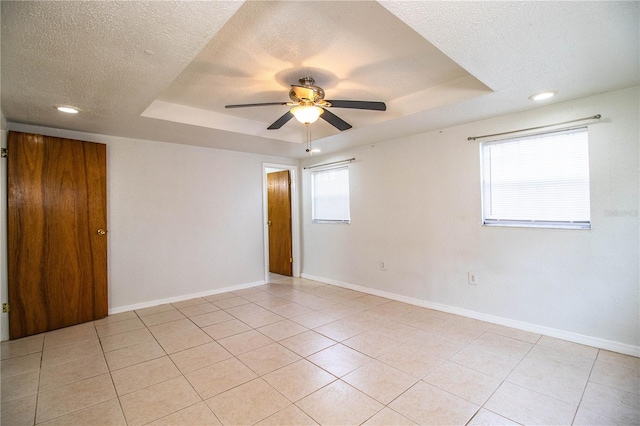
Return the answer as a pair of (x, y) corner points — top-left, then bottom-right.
(311, 165), (351, 224)
(480, 127), (591, 230)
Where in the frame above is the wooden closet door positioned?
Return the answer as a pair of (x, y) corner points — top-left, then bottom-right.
(267, 170), (293, 276)
(8, 131), (108, 339)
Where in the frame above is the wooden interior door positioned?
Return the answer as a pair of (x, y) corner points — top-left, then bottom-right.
(8, 131), (108, 339)
(267, 170), (293, 276)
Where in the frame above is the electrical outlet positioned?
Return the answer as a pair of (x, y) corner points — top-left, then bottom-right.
(380, 261), (387, 271)
(468, 272), (478, 285)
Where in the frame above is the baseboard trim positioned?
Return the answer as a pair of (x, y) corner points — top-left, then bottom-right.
(108, 280), (266, 315)
(301, 273), (640, 357)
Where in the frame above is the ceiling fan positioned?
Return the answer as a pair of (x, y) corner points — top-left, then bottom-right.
(225, 77), (386, 131)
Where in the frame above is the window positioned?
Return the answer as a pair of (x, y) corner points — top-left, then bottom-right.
(481, 127), (590, 229)
(312, 166), (350, 223)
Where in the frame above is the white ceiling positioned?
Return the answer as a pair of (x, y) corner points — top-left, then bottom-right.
(1, 1), (638, 159)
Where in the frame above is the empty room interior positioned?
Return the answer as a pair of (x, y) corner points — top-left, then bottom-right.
(0, 1), (638, 425)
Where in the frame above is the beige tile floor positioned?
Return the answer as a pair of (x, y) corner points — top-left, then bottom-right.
(1, 276), (638, 425)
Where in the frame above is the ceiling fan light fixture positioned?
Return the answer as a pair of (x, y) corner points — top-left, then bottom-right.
(56, 105), (80, 114)
(291, 105), (323, 124)
(529, 91), (557, 101)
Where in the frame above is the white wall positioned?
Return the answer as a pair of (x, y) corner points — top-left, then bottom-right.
(301, 86), (639, 354)
(3, 124), (296, 323)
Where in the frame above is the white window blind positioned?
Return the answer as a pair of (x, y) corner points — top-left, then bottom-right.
(312, 166), (350, 223)
(481, 127), (591, 229)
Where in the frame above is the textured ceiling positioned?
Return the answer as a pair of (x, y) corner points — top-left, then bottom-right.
(1, 1), (638, 158)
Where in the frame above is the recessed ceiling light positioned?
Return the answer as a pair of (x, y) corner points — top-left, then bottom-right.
(56, 105), (80, 114)
(529, 91), (557, 101)
(311, 148), (321, 153)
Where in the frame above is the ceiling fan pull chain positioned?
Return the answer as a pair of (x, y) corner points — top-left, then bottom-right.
(306, 123), (312, 155)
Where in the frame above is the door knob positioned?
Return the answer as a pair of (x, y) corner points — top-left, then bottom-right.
(97, 229), (106, 235)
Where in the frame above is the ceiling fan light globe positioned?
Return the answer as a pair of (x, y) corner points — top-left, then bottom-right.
(291, 105), (323, 124)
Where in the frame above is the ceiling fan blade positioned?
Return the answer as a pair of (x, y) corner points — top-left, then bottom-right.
(225, 102), (288, 109)
(326, 100), (386, 111)
(267, 111), (294, 130)
(320, 108), (352, 131)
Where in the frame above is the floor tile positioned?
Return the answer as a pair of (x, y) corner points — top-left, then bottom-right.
(577, 381), (639, 425)
(212, 296), (250, 309)
(378, 343), (446, 378)
(268, 302), (315, 319)
(589, 358), (640, 394)
(1, 334), (44, 360)
(237, 342), (301, 376)
(342, 330), (399, 358)
(237, 310), (285, 328)
(41, 337), (103, 368)
(135, 304), (176, 317)
(365, 301), (418, 318)
(367, 320), (425, 343)
(35, 373), (116, 423)
(484, 381), (576, 425)
(203, 292), (237, 302)
(307, 343), (373, 377)
(201, 319), (251, 340)
(38, 398), (126, 426)
(99, 327), (154, 353)
(44, 325), (98, 349)
(488, 324), (541, 344)
(404, 331), (466, 359)
(95, 318), (145, 339)
(257, 319), (308, 341)
(189, 310), (234, 328)
(296, 380), (383, 426)
(0, 394), (36, 426)
(140, 309), (186, 327)
(450, 334), (532, 380)
(506, 344), (592, 404)
(119, 376), (201, 426)
(342, 360), (418, 404)
(185, 357), (257, 399)
(342, 311), (387, 330)
(206, 378), (290, 425)
(170, 341), (232, 374)
(0, 352), (41, 378)
(147, 318), (199, 340)
(424, 361), (502, 405)
(263, 359), (336, 402)
(362, 407), (418, 425)
(389, 381), (479, 425)
(279, 330), (336, 357)
(467, 408), (520, 425)
(172, 297), (208, 309)
(1, 370), (39, 402)
(255, 403), (318, 425)
(597, 349), (640, 371)
(217, 329), (274, 355)
(395, 310), (446, 330)
(155, 328), (213, 354)
(147, 401), (221, 426)
(39, 354), (108, 391)
(178, 302), (220, 318)
(111, 356), (181, 396)
(92, 311), (138, 326)
(536, 335), (598, 360)
(290, 311), (336, 328)
(314, 319), (366, 341)
(104, 339), (166, 371)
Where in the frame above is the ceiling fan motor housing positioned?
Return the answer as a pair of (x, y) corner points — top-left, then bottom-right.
(289, 77), (325, 103)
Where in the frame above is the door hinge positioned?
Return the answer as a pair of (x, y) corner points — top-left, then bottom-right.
(2, 303), (9, 313)
(1, 148), (7, 158)
(289, 258), (293, 263)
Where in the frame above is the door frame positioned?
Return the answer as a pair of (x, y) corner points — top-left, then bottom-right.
(262, 163), (300, 280)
